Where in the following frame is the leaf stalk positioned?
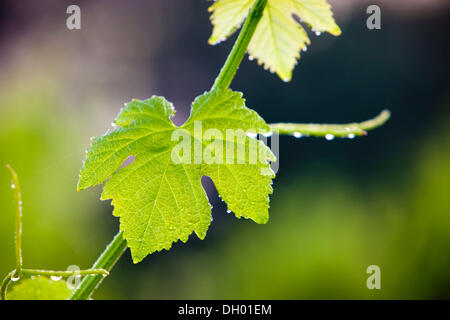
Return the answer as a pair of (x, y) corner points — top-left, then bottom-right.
(211, 0), (267, 91)
(69, 231), (127, 300)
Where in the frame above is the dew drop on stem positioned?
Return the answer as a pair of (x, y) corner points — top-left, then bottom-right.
(11, 274), (20, 282)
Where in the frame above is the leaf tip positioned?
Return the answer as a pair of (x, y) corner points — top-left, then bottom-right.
(278, 72), (292, 82)
(131, 257), (141, 264)
(331, 25), (342, 36)
(76, 179), (88, 192)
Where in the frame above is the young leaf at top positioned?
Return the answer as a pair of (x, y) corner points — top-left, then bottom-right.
(208, 0), (341, 81)
(78, 88), (276, 263)
(7, 277), (72, 300)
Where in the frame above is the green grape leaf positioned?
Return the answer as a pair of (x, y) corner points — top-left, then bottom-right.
(208, 0), (341, 81)
(78, 88), (275, 263)
(7, 277), (72, 300)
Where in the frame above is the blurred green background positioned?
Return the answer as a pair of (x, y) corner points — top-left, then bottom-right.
(0, 0), (449, 299)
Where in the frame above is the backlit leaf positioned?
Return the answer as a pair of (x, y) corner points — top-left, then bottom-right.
(208, 0), (341, 81)
(78, 88), (275, 263)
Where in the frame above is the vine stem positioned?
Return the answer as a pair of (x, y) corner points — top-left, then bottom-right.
(21, 269), (109, 277)
(69, 0), (268, 301)
(211, 0), (267, 91)
(269, 110), (391, 138)
(69, 231), (127, 300)
(0, 271), (15, 300)
(5, 164), (23, 278)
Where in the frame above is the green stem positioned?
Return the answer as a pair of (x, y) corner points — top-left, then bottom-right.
(69, 231), (127, 300)
(211, 0), (267, 91)
(21, 268), (109, 277)
(0, 271), (15, 300)
(5, 164), (23, 278)
(269, 110), (390, 138)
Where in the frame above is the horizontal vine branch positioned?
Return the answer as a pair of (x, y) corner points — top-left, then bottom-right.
(269, 110), (390, 138)
(20, 269), (109, 277)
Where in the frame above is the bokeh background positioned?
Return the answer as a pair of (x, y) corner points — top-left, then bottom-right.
(0, 0), (449, 299)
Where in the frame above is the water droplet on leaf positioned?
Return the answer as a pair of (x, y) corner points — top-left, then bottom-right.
(246, 132), (258, 139)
